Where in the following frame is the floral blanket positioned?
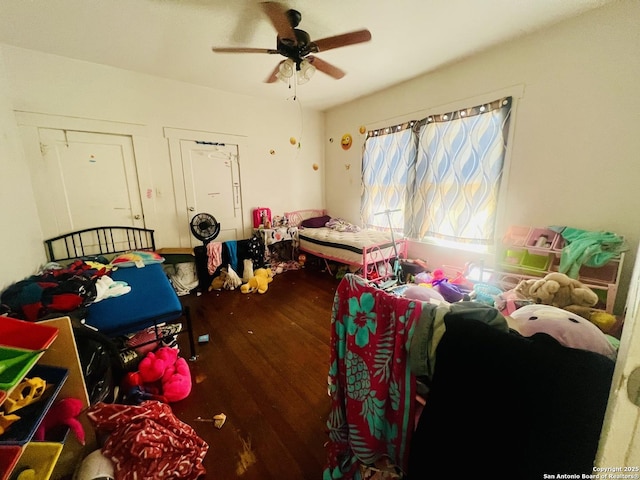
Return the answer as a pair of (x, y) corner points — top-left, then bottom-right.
(324, 274), (421, 479)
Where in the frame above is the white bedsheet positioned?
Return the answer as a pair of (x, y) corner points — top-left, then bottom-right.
(298, 227), (395, 265)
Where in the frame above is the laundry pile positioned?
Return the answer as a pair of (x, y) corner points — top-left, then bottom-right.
(88, 400), (208, 480)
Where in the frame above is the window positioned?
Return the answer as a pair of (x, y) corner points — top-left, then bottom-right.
(360, 122), (416, 233)
(361, 97), (512, 248)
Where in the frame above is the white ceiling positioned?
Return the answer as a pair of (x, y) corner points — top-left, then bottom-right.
(0, 0), (613, 110)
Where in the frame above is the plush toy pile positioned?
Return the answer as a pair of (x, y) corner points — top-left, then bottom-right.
(122, 346), (192, 403)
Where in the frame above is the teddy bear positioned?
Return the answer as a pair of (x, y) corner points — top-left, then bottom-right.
(208, 267), (228, 291)
(514, 272), (598, 309)
(240, 267), (273, 294)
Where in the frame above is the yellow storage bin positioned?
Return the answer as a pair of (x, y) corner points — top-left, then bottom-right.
(13, 442), (63, 480)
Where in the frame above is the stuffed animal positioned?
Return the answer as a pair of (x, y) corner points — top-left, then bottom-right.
(242, 259), (254, 283)
(161, 356), (192, 402)
(138, 346), (178, 383)
(132, 346), (192, 403)
(224, 265), (243, 290)
(402, 285), (446, 304)
(514, 272), (598, 309)
(563, 304), (618, 334)
(241, 268), (273, 294)
(34, 397), (85, 444)
(508, 304), (616, 359)
(208, 268), (228, 291)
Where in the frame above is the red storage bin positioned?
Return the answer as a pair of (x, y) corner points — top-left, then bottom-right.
(252, 207), (272, 228)
(0, 318), (58, 351)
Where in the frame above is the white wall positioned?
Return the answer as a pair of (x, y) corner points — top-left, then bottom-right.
(0, 45), (325, 287)
(0, 50), (45, 290)
(324, 0), (640, 314)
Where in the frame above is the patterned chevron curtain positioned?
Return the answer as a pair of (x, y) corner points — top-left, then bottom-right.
(360, 122), (417, 233)
(407, 97), (512, 245)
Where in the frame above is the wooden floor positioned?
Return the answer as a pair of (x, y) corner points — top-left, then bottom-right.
(172, 266), (341, 479)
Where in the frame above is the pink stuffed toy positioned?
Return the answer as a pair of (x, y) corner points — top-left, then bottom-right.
(137, 346), (191, 403)
(161, 356), (192, 402)
(138, 346), (179, 383)
(35, 397), (85, 444)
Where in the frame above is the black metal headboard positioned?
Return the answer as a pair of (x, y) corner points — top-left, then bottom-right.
(44, 226), (156, 262)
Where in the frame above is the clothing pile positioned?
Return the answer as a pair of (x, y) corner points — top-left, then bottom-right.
(88, 400), (208, 480)
(0, 260), (107, 321)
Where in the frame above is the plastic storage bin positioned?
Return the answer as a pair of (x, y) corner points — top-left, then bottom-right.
(521, 250), (553, 272)
(0, 445), (21, 480)
(13, 441), (64, 480)
(0, 319), (58, 351)
(0, 347), (43, 391)
(498, 249), (551, 276)
(499, 249), (526, 272)
(525, 228), (559, 250)
(0, 365), (69, 445)
(502, 225), (530, 247)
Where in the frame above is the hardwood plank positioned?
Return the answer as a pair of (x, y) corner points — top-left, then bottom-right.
(172, 267), (340, 479)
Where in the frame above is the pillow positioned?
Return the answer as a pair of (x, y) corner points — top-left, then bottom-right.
(301, 215), (332, 228)
(110, 250), (165, 268)
(508, 304), (617, 359)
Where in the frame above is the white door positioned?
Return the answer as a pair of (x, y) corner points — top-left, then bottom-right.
(38, 128), (144, 232)
(596, 245), (640, 467)
(180, 140), (243, 245)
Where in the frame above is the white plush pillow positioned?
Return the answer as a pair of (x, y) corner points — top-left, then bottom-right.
(509, 304), (616, 359)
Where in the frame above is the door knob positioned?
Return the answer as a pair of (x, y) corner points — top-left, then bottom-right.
(189, 207), (195, 211)
(134, 214), (141, 219)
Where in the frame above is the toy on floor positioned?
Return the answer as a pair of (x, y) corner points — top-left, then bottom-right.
(241, 268), (273, 294)
(242, 259), (254, 283)
(129, 346), (192, 403)
(34, 397), (85, 444)
(162, 356), (193, 402)
(208, 268), (228, 291)
(224, 265), (243, 290)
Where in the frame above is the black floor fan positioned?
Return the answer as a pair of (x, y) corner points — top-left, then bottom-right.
(190, 213), (221, 292)
(190, 213), (221, 245)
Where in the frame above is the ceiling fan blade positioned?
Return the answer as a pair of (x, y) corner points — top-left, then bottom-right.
(212, 47), (279, 54)
(313, 29), (372, 52)
(307, 56), (346, 80)
(261, 2), (297, 45)
(265, 61), (285, 83)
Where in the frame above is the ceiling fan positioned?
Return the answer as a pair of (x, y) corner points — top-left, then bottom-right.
(211, 2), (372, 83)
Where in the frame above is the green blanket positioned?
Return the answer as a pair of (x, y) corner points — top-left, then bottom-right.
(551, 226), (626, 278)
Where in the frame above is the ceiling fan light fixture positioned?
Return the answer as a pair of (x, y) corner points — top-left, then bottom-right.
(276, 58), (295, 82)
(296, 59), (316, 84)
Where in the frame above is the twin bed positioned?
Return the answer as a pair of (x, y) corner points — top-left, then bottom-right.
(43, 226), (196, 361)
(284, 209), (406, 281)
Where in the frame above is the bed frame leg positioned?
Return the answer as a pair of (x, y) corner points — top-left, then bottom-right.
(184, 306), (198, 361)
(323, 258), (334, 275)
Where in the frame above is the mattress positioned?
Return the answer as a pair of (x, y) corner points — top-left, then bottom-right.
(298, 227), (396, 265)
(86, 263), (183, 336)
